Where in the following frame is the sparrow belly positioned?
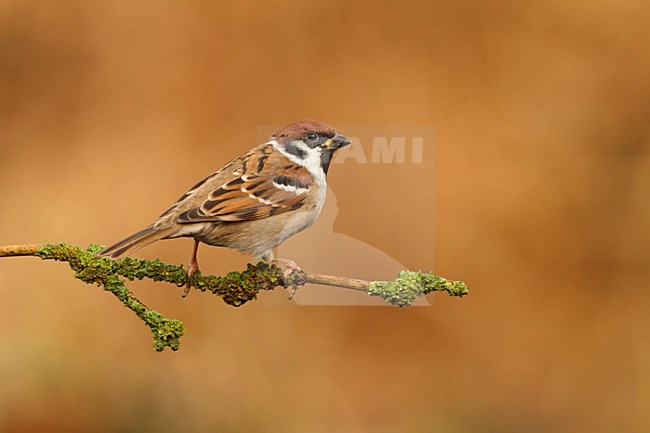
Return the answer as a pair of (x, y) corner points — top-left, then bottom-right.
(195, 199), (324, 258)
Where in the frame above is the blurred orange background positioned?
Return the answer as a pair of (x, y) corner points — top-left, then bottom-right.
(1, 1), (649, 432)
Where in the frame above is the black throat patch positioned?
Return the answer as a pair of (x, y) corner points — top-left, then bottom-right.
(320, 148), (336, 175)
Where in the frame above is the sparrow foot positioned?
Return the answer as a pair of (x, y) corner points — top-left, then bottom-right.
(272, 258), (304, 299)
(183, 257), (200, 298)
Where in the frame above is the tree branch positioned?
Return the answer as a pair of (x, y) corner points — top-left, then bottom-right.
(0, 244), (41, 256)
(1, 243), (468, 351)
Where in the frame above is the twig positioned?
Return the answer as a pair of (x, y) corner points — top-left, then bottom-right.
(0, 244), (41, 256)
(304, 272), (369, 291)
(1, 243), (468, 351)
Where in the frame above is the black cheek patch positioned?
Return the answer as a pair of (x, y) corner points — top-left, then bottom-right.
(284, 142), (307, 159)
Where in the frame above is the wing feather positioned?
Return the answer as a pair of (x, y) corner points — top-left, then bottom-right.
(177, 173), (311, 224)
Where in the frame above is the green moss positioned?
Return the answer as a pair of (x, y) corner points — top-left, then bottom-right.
(34, 243), (288, 351)
(33, 243), (469, 350)
(190, 261), (284, 306)
(143, 311), (185, 352)
(36, 243), (186, 352)
(368, 270), (468, 307)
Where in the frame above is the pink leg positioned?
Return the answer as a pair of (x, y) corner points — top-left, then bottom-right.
(183, 240), (200, 298)
(273, 257), (299, 271)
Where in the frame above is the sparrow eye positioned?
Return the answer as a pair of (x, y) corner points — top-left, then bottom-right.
(306, 132), (319, 143)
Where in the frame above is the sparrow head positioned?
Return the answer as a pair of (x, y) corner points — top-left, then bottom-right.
(272, 120), (351, 175)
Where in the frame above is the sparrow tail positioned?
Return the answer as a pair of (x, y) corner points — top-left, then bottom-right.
(98, 225), (175, 259)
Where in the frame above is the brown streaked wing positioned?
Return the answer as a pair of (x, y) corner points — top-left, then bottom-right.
(176, 172), (311, 224)
(158, 144), (270, 219)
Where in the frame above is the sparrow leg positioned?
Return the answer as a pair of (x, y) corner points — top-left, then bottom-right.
(273, 257), (299, 271)
(263, 254), (302, 299)
(282, 262), (301, 299)
(183, 239), (200, 298)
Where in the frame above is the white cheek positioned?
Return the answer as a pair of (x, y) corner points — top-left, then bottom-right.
(270, 139), (327, 187)
(302, 147), (326, 182)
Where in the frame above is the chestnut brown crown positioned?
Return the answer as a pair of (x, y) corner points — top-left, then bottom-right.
(272, 120), (338, 140)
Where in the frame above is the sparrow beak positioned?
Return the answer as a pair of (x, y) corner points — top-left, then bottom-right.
(329, 134), (351, 149)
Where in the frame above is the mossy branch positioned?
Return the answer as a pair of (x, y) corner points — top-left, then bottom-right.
(0, 243), (468, 351)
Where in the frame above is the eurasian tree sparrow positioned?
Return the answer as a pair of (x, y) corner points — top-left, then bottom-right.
(99, 120), (351, 290)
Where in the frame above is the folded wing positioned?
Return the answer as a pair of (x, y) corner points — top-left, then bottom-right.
(177, 173), (311, 223)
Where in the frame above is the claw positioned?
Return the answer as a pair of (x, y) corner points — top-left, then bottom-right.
(274, 259), (302, 300)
